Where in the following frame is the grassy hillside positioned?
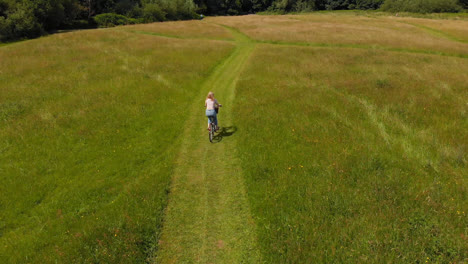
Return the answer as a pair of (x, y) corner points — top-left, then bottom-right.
(1, 12), (467, 263)
(0, 27), (234, 262)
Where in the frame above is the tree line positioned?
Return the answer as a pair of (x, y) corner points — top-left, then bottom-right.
(1, 0), (467, 41)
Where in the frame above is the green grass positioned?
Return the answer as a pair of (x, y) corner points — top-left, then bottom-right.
(154, 39), (261, 263)
(0, 29), (234, 262)
(234, 46), (467, 262)
(1, 12), (467, 263)
(379, 11), (468, 20)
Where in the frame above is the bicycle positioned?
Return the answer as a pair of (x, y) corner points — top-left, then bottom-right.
(207, 104), (222, 143)
(208, 116), (216, 142)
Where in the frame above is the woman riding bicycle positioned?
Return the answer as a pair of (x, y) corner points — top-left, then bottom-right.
(205, 91), (221, 131)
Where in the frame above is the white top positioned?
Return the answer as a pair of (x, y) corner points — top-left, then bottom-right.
(205, 98), (218, 110)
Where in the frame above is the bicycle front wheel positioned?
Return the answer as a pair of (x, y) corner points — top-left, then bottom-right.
(209, 123), (215, 142)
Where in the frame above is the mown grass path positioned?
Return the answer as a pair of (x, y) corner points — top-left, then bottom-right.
(153, 26), (261, 263)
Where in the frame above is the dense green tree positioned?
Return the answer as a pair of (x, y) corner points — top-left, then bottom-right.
(1, 0), (465, 41)
(77, 0), (122, 18)
(114, 0), (139, 16)
(142, 3), (165, 21)
(31, 0), (66, 30)
(356, 0), (384, 9)
(0, 0), (9, 17)
(293, 0), (317, 12)
(458, 0), (467, 9)
(324, 0), (356, 10)
(141, 0), (196, 19)
(267, 0), (320, 12)
(0, 1), (43, 40)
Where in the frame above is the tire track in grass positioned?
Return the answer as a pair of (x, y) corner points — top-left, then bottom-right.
(398, 21), (468, 44)
(153, 26), (260, 263)
(126, 28), (468, 59)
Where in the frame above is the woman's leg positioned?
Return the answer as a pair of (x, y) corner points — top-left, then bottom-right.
(206, 109), (215, 129)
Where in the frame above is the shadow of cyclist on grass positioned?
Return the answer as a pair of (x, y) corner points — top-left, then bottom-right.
(212, 126), (238, 143)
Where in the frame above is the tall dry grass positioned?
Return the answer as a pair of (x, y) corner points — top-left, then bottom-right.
(399, 17), (468, 42)
(210, 14), (468, 56)
(120, 20), (234, 40)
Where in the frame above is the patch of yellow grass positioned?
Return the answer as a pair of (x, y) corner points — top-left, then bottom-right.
(121, 20), (234, 40)
(400, 17), (468, 42)
(211, 14), (468, 55)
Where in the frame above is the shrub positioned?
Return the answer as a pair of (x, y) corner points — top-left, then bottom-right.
(381, 0), (462, 13)
(128, 17), (144, 24)
(93, 13), (129, 27)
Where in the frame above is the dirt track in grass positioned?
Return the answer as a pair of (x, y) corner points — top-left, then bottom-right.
(153, 26), (262, 263)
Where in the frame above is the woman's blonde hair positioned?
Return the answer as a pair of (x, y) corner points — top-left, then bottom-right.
(207, 91), (214, 100)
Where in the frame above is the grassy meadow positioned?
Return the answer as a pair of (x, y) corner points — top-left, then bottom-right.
(0, 27), (234, 262)
(120, 20), (235, 41)
(211, 13), (468, 57)
(231, 14), (468, 263)
(235, 46), (467, 263)
(1, 11), (467, 263)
